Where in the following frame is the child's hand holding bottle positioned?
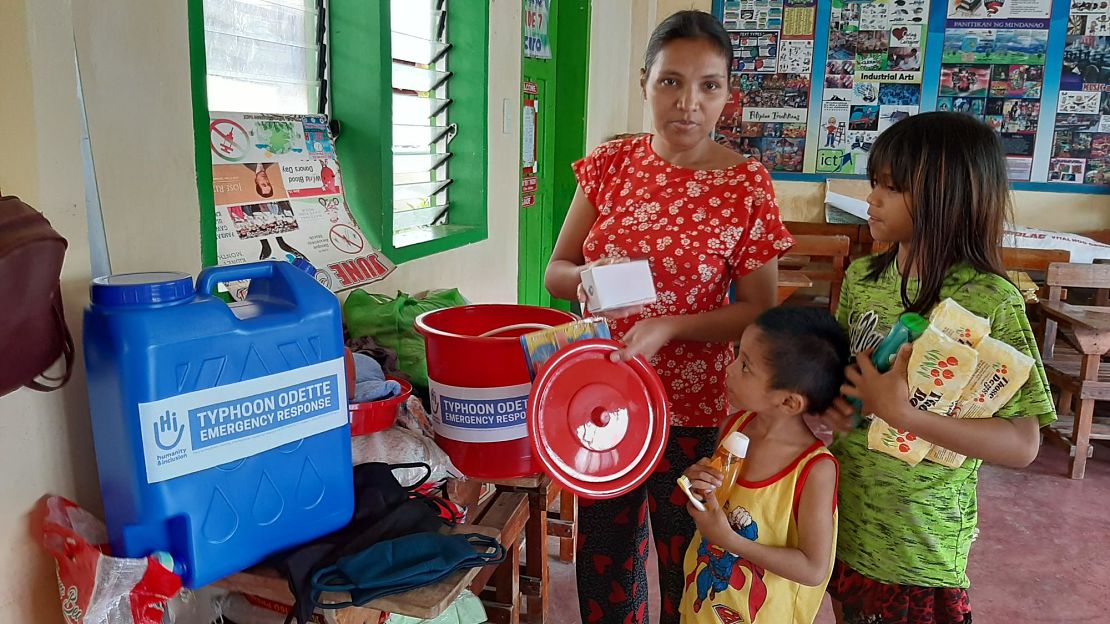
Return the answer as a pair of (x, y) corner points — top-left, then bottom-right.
(677, 432), (749, 510)
(679, 458), (724, 511)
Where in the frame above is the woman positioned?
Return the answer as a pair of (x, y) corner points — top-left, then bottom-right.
(544, 11), (793, 623)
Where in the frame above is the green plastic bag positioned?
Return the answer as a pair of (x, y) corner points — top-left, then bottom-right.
(343, 288), (467, 389)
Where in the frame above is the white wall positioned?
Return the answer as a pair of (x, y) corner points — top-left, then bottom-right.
(73, 0), (203, 274)
(0, 1), (524, 621)
(585, 1), (634, 147)
(0, 1), (98, 621)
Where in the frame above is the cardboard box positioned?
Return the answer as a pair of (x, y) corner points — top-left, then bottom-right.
(580, 260), (656, 313)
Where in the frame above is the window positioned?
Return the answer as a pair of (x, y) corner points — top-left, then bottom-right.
(390, 0), (454, 239)
(191, 0), (489, 266)
(329, 0), (489, 262)
(202, 0), (325, 114)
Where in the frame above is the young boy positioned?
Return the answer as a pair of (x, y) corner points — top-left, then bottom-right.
(679, 306), (848, 624)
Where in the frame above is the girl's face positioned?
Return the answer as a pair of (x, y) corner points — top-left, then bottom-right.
(866, 168), (914, 243)
(641, 38), (730, 153)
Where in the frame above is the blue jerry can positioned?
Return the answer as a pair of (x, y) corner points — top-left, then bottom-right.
(84, 261), (354, 588)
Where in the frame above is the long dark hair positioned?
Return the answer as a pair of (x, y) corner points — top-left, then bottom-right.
(865, 112), (1010, 313)
(644, 11), (733, 76)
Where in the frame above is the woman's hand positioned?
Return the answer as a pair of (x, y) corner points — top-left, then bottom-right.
(807, 396), (855, 442)
(841, 344), (914, 429)
(610, 316), (679, 363)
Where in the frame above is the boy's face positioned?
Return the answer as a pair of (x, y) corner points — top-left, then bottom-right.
(725, 326), (782, 414)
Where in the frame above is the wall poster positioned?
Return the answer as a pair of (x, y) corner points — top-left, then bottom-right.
(940, 0), (1052, 181)
(712, 0), (1110, 188)
(209, 112), (393, 299)
(716, 0), (818, 173)
(1053, 4), (1110, 184)
(817, 0), (929, 176)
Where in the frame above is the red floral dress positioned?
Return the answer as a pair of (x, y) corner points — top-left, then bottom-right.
(573, 135), (793, 427)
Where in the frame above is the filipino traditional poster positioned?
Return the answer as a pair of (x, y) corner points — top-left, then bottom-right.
(209, 112), (393, 299)
(716, 0), (818, 173)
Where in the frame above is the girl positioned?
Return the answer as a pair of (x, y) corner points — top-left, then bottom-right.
(823, 112), (1056, 624)
(544, 10), (792, 623)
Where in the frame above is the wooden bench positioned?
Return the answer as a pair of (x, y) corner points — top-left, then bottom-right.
(780, 233), (851, 312)
(785, 220), (873, 259)
(218, 489), (530, 623)
(777, 269), (814, 304)
(480, 474), (575, 624)
(1038, 263), (1110, 480)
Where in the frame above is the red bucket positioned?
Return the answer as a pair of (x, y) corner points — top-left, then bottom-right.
(348, 377), (412, 436)
(414, 304), (576, 479)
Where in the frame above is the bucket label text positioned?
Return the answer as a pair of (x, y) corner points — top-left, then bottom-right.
(428, 380), (533, 443)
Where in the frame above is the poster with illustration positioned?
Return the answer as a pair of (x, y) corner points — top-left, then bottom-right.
(1056, 24), (1110, 185)
(948, 0), (1051, 20)
(717, 0), (817, 171)
(209, 112), (393, 298)
(819, 0), (928, 175)
(941, 5), (1051, 181)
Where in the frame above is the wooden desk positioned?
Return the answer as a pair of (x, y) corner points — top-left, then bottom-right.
(482, 474), (573, 624)
(1038, 301), (1110, 479)
(1007, 270), (1039, 304)
(777, 269), (814, 304)
(218, 490), (529, 624)
(779, 254), (810, 269)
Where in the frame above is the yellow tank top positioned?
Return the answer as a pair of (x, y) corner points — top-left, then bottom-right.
(679, 412), (838, 624)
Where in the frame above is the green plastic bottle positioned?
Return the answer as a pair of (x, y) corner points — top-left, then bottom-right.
(848, 312), (929, 426)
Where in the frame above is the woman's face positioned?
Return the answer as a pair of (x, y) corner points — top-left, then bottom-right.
(256, 170), (274, 197)
(641, 38), (730, 153)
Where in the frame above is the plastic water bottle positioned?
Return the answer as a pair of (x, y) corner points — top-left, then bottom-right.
(676, 431), (749, 511)
(707, 431), (750, 506)
(848, 312), (929, 425)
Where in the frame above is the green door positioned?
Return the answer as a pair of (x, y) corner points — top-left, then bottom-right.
(518, 0), (590, 310)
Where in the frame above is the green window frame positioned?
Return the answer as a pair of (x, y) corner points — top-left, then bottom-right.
(189, 0), (490, 267)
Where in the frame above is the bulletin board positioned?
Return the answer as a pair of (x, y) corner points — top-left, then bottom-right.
(712, 0), (1110, 193)
(716, 1), (818, 172)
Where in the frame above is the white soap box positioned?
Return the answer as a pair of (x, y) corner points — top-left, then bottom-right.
(580, 260), (657, 313)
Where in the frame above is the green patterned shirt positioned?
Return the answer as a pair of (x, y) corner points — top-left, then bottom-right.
(831, 257), (1056, 588)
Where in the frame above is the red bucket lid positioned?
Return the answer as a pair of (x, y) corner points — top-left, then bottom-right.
(528, 339), (669, 500)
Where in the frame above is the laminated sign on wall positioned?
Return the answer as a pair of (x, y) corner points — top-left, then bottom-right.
(209, 112), (393, 298)
(524, 0), (552, 59)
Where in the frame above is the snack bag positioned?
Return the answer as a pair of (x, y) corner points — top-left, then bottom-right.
(926, 336), (1035, 467)
(906, 326), (979, 416)
(36, 496), (181, 624)
(868, 326), (978, 465)
(928, 298), (991, 347)
(867, 417), (932, 465)
(519, 318), (611, 379)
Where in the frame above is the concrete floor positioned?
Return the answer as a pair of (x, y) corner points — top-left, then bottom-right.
(544, 443), (1110, 623)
